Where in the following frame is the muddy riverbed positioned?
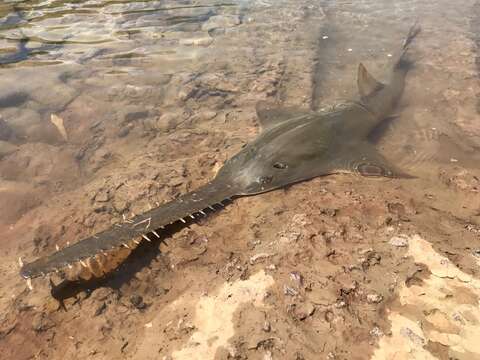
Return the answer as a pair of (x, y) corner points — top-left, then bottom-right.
(0, 0), (480, 359)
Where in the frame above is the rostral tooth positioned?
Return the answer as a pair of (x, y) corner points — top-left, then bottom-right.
(26, 278), (33, 290)
(87, 257), (104, 278)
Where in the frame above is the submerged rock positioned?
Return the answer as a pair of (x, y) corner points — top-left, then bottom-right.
(130, 295), (147, 310)
(179, 36), (213, 47)
(155, 112), (184, 132)
(440, 168), (479, 192)
(366, 293), (384, 304)
(389, 235), (409, 247)
(201, 15), (241, 32)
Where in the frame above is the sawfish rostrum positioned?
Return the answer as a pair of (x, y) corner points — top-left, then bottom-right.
(20, 25), (420, 281)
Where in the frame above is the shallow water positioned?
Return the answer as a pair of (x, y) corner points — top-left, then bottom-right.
(0, 1), (478, 204)
(0, 0), (480, 358)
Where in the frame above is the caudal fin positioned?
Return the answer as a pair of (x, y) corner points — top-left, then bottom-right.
(396, 22), (421, 69)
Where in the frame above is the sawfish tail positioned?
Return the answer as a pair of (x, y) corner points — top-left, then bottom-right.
(396, 22), (421, 70)
(20, 180), (238, 280)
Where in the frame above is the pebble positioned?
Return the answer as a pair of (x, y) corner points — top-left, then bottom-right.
(289, 271), (303, 285)
(130, 294), (147, 310)
(94, 190), (110, 203)
(370, 326), (384, 337)
(284, 285), (299, 296)
(190, 110), (217, 123)
(208, 28), (225, 37)
(366, 293), (383, 304)
(156, 112), (182, 132)
(179, 36), (213, 47)
(262, 320), (271, 332)
(399, 327), (426, 346)
(50, 114), (68, 141)
(117, 126), (130, 138)
(389, 235), (409, 247)
(294, 302), (315, 320)
(320, 208), (338, 217)
(125, 111), (149, 123)
(93, 302), (107, 317)
(249, 253), (275, 265)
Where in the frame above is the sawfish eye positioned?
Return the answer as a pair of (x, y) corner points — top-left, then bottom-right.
(273, 162), (288, 169)
(356, 163), (385, 177)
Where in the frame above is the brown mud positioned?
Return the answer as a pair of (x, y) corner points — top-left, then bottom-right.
(1, 0), (480, 359)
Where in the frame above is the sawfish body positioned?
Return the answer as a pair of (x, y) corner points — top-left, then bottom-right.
(20, 25), (420, 281)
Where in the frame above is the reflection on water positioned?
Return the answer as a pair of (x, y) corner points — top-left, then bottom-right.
(0, 0), (321, 221)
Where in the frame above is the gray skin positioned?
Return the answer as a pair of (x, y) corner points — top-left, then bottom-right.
(20, 25), (420, 280)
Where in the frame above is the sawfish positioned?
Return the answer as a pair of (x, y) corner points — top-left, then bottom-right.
(20, 24), (420, 282)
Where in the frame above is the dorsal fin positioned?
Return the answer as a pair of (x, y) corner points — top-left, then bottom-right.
(357, 63), (385, 99)
(255, 101), (310, 130)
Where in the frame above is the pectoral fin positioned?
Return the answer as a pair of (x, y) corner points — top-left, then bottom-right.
(357, 63), (385, 99)
(255, 101), (310, 130)
(337, 142), (414, 179)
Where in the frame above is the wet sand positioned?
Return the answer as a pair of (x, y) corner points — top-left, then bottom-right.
(0, 0), (480, 359)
